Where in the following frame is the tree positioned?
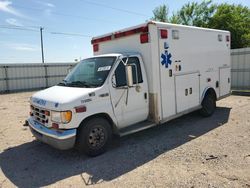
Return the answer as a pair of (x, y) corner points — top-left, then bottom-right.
(151, 1), (250, 48)
(151, 5), (169, 22)
(171, 0), (216, 27)
(169, 12), (182, 24)
(151, 1), (216, 26)
(208, 4), (250, 49)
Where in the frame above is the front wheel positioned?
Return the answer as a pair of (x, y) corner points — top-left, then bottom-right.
(200, 94), (216, 117)
(76, 117), (112, 157)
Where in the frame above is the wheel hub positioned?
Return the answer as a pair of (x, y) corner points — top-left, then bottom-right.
(88, 127), (105, 148)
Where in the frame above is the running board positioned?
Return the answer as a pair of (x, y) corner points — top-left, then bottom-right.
(119, 120), (156, 136)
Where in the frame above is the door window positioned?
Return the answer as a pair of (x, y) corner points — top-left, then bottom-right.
(114, 57), (143, 87)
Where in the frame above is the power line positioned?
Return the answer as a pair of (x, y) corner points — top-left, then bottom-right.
(0, 33), (38, 37)
(0, 25), (38, 32)
(13, 4), (117, 24)
(50, 32), (92, 38)
(13, 3), (149, 22)
(80, 0), (149, 17)
(0, 25), (93, 38)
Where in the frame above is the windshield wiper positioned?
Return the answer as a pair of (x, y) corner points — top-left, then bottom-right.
(67, 81), (91, 88)
(57, 80), (68, 86)
(58, 80), (97, 88)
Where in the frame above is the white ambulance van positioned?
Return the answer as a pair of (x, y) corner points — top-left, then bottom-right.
(28, 21), (231, 156)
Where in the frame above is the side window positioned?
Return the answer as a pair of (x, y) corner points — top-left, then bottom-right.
(127, 57), (143, 84)
(114, 57), (143, 87)
(115, 62), (126, 87)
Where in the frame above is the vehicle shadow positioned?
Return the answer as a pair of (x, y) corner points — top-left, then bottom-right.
(0, 107), (231, 187)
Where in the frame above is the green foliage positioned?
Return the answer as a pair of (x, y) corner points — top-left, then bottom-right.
(151, 0), (216, 26)
(208, 4), (250, 49)
(173, 0), (217, 27)
(151, 1), (250, 48)
(169, 12), (182, 24)
(151, 5), (168, 22)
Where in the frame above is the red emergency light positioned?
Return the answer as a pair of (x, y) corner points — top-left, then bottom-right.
(140, 33), (149, 43)
(93, 44), (99, 52)
(160, 29), (168, 39)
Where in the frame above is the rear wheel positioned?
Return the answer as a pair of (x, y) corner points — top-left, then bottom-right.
(200, 94), (216, 117)
(76, 117), (112, 157)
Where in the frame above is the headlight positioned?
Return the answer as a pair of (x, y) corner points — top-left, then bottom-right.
(51, 111), (72, 124)
(51, 111), (61, 123)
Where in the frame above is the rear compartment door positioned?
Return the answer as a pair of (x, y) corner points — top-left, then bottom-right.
(158, 28), (176, 119)
(219, 67), (231, 97)
(175, 72), (200, 113)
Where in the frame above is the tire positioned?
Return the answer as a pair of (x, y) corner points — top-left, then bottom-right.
(200, 94), (216, 117)
(76, 117), (112, 157)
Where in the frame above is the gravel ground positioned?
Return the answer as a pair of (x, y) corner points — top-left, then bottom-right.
(0, 92), (249, 188)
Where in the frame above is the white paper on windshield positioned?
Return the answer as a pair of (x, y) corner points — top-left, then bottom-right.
(97, 66), (111, 71)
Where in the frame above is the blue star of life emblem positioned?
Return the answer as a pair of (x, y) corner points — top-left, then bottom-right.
(161, 42), (172, 68)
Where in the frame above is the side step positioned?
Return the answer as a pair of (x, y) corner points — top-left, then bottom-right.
(119, 120), (156, 136)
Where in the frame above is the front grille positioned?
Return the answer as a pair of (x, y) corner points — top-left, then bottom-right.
(31, 105), (49, 126)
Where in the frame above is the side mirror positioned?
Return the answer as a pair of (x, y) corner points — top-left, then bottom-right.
(125, 65), (133, 87)
(67, 65), (74, 73)
(111, 74), (116, 88)
(67, 68), (72, 73)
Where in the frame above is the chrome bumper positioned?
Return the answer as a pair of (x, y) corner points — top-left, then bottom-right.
(28, 118), (76, 150)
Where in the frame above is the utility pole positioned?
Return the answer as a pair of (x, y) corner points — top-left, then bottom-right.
(40, 27), (45, 63)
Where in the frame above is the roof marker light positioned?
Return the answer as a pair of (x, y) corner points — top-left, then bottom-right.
(91, 26), (149, 44)
(91, 35), (112, 44)
(115, 26), (149, 39)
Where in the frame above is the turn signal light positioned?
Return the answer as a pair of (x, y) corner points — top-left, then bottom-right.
(61, 111), (72, 123)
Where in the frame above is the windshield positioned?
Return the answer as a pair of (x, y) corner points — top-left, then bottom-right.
(60, 56), (116, 88)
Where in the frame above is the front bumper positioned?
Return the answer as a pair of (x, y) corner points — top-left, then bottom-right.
(28, 118), (76, 150)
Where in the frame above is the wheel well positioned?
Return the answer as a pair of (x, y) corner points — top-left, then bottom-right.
(203, 88), (217, 101)
(78, 113), (118, 134)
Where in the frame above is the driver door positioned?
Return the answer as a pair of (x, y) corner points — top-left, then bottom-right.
(109, 56), (149, 128)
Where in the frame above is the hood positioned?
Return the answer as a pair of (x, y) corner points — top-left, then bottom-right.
(31, 86), (98, 110)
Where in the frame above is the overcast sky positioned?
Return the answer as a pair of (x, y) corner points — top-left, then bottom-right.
(0, 0), (249, 63)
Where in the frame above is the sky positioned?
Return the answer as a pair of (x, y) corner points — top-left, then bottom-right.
(0, 0), (249, 63)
